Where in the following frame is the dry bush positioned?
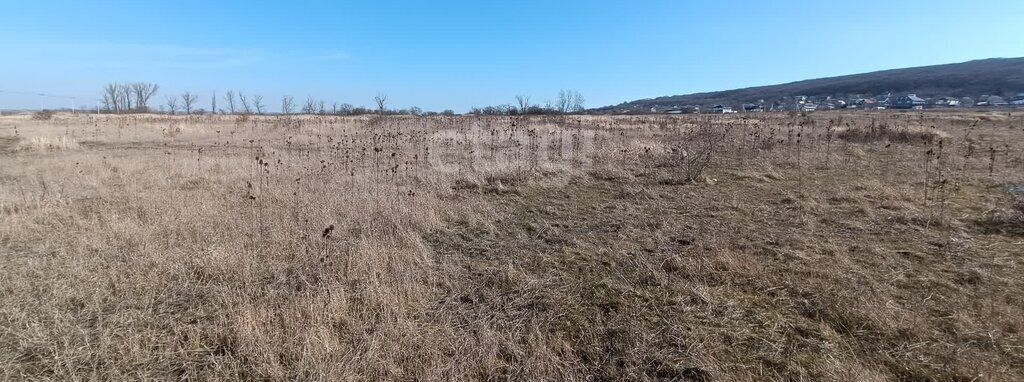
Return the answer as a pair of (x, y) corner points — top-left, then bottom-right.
(162, 123), (183, 139)
(649, 125), (724, 183)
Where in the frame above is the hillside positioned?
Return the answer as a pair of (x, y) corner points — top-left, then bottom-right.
(602, 57), (1024, 111)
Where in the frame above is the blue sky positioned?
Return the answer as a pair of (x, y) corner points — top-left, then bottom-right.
(1, 0), (1022, 112)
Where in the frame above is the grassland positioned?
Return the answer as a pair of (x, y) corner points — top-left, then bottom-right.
(1, 111), (1023, 381)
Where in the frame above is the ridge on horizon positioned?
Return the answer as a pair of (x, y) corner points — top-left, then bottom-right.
(600, 57), (1024, 111)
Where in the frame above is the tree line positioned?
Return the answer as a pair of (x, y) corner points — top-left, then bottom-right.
(470, 90), (585, 116)
(101, 83), (160, 113)
(99, 83), (585, 116)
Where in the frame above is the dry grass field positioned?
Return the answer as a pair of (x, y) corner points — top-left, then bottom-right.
(1, 111), (1023, 381)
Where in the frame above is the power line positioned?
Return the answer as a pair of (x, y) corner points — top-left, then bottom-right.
(0, 89), (90, 100)
(0, 89), (98, 112)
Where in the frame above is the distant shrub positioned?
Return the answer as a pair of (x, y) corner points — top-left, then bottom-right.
(32, 109), (55, 120)
(837, 124), (946, 144)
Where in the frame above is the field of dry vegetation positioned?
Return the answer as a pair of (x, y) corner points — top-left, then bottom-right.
(1, 110), (1023, 381)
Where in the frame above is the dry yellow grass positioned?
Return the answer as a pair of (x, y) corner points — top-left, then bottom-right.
(1, 111), (1023, 381)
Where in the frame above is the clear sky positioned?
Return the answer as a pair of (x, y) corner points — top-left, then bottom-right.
(1, 0), (1022, 112)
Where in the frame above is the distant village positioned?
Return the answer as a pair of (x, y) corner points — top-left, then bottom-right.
(632, 92), (1024, 114)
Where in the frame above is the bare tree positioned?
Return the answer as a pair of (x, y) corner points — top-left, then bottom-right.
(131, 83), (159, 112)
(302, 96), (317, 114)
(100, 94), (112, 112)
(181, 91), (198, 115)
(554, 90), (585, 114)
(570, 91), (585, 113)
(252, 95), (264, 114)
(211, 91), (217, 114)
(103, 82), (156, 113)
(555, 90), (570, 114)
(373, 93), (388, 115)
(103, 83), (120, 113)
(238, 92), (251, 114)
(165, 96), (179, 115)
(516, 95), (531, 115)
(281, 95), (295, 115)
(119, 84), (133, 112)
(223, 91), (236, 114)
